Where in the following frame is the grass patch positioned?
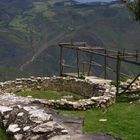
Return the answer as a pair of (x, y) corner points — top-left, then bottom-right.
(16, 90), (84, 101)
(117, 94), (140, 103)
(61, 101), (140, 140)
(31, 2), (55, 18)
(0, 128), (10, 140)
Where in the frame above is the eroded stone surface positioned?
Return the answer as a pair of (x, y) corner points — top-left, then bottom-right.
(0, 105), (12, 114)
(7, 124), (21, 133)
(32, 121), (66, 134)
(0, 94), (68, 140)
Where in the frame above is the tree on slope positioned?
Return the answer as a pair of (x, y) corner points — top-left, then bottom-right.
(123, 0), (140, 21)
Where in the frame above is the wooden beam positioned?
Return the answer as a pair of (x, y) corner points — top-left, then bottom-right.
(88, 53), (92, 76)
(106, 64), (131, 78)
(59, 42), (87, 46)
(136, 50), (139, 61)
(60, 46), (63, 76)
(80, 49), (140, 66)
(116, 52), (121, 96)
(79, 47), (105, 51)
(104, 49), (107, 79)
(82, 63), (85, 75)
(76, 50), (80, 77)
(62, 64), (76, 69)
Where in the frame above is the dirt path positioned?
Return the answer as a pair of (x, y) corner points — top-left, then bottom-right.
(19, 32), (65, 71)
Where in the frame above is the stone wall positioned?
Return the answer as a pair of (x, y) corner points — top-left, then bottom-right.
(120, 76), (140, 91)
(0, 76), (116, 111)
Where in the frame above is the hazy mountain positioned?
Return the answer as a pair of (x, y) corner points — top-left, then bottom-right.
(0, 0), (140, 81)
(76, 0), (116, 3)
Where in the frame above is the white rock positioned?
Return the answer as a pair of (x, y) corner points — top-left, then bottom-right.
(29, 135), (41, 140)
(5, 114), (9, 119)
(32, 121), (65, 133)
(49, 135), (71, 140)
(3, 120), (8, 127)
(17, 112), (24, 117)
(72, 102), (80, 108)
(23, 106), (32, 112)
(14, 134), (23, 140)
(27, 96), (32, 98)
(105, 89), (110, 92)
(7, 124), (21, 133)
(99, 119), (107, 122)
(17, 105), (22, 109)
(23, 126), (30, 131)
(61, 129), (68, 134)
(91, 96), (103, 101)
(0, 105), (12, 114)
(30, 111), (52, 123)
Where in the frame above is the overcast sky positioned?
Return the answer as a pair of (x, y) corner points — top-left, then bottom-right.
(76, 0), (116, 3)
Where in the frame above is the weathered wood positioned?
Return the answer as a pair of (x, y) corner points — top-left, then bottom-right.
(59, 42), (86, 46)
(88, 53), (92, 76)
(136, 50), (139, 61)
(82, 63), (85, 75)
(104, 49), (107, 79)
(109, 54), (136, 58)
(60, 46), (63, 76)
(62, 64), (76, 69)
(116, 52), (121, 96)
(59, 43), (140, 66)
(79, 47), (105, 51)
(76, 49), (80, 77)
(106, 64), (131, 78)
(58, 41), (140, 96)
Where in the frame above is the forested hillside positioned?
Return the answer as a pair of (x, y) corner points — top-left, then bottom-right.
(0, 0), (140, 81)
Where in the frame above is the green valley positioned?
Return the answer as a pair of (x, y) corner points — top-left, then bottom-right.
(0, 0), (140, 80)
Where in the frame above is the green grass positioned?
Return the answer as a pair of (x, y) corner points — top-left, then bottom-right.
(16, 90), (83, 100)
(0, 128), (10, 140)
(61, 101), (140, 140)
(31, 2), (55, 18)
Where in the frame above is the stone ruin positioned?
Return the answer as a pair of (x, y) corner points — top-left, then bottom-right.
(0, 76), (119, 140)
(120, 76), (140, 91)
(0, 77), (116, 110)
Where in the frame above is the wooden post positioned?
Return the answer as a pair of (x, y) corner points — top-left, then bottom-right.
(123, 48), (125, 60)
(104, 49), (107, 79)
(82, 63), (85, 75)
(60, 46), (63, 76)
(88, 53), (92, 76)
(116, 52), (121, 96)
(76, 49), (80, 77)
(136, 50), (138, 61)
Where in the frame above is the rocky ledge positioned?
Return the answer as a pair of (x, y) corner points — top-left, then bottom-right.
(0, 93), (122, 140)
(0, 93), (68, 140)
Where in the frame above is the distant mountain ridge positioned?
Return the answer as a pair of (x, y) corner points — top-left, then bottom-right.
(76, 0), (116, 3)
(0, 0), (140, 81)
